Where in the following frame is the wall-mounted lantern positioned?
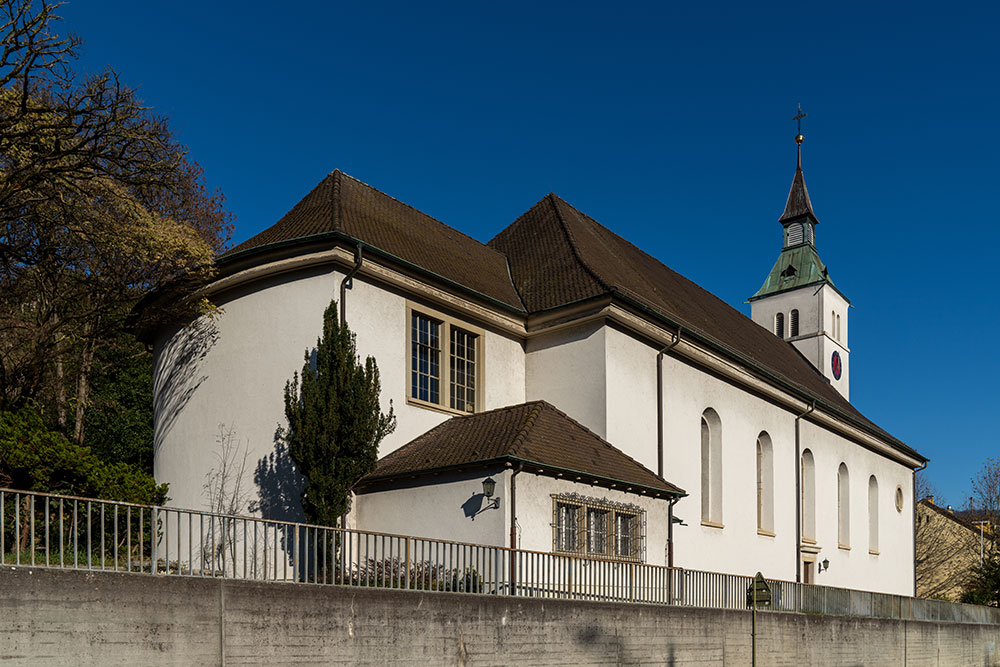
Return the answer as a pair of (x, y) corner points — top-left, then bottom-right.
(818, 558), (830, 573)
(470, 478), (501, 520)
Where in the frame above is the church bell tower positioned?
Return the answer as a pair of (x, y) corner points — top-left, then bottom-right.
(750, 108), (851, 400)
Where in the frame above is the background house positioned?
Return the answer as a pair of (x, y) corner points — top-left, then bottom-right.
(916, 498), (990, 601)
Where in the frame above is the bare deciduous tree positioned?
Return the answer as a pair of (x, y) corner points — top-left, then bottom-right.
(0, 0), (233, 446)
(202, 424), (251, 575)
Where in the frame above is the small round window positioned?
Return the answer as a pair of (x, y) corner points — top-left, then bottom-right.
(895, 486), (904, 512)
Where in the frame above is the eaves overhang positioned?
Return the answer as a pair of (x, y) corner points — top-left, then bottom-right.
(355, 454), (686, 499)
(216, 230), (527, 315)
(747, 278), (851, 305)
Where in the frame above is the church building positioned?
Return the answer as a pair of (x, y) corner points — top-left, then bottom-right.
(148, 132), (926, 596)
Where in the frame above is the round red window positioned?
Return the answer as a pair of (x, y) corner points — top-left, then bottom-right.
(831, 351), (842, 380)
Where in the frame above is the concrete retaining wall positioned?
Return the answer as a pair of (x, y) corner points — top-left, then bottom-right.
(1, 566), (997, 666)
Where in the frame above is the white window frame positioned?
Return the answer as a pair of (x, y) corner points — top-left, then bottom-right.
(406, 302), (484, 415)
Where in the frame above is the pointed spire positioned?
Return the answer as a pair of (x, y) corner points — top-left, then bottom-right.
(779, 107), (819, 225)
(779, 166), (818, 224)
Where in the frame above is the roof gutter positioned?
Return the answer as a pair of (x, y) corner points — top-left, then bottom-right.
(218, 230), (527, 316)
(358, 454), (686, 499)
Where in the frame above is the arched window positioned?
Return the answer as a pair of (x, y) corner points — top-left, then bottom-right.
(800, 449), (815, 540)
(775, 312), (785, 338)
(836, 314), (841, 341)
(831, 310), (836, 336)
(757, 432), (774, 534)
(838, 463), (851, 548)
(790, 310), (799, 337)
(701, 409), (723, 525)
(868, 476), (879, 554)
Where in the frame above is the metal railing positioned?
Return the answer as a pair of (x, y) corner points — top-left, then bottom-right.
(2, 488), (997, 625)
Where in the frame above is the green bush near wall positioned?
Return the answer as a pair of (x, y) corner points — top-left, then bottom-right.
(0, 406), (167, 505)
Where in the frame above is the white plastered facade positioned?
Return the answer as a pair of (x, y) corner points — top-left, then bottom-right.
(153, 251), (919, 595)
(357, 469), (671, 566)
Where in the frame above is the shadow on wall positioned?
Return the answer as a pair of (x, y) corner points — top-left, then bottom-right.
(252, 431), (306, 524)
(462, 494), (486, 519)
(576, 625), (676, 666)
(153, 319), (219, 459)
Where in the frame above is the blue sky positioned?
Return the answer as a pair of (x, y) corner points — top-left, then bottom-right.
(61, 1), (998, 506)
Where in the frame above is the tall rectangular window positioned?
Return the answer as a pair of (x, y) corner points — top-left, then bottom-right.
(586, 508), (608, 554)
(556, 503), (579, 552)
(408, 305), (483, 413)
(450, 327), (477, 413)
(615, 512), (638, 559)
(411, 313), (440, 403)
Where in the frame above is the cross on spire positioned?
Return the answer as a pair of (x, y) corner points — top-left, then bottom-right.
(793, 103), (807, 138)
(792, 103), (807, 168)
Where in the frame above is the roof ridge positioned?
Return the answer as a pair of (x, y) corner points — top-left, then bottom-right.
(547, 194), (612, 293)
(330, 170), (342, 230)
(335, 169), (514, 263)
(538, 402), (673, 485)
(501, 254), (527, 311)
(508, 401), (545, 457)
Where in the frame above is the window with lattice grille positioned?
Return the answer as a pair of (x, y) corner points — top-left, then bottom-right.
(552, 494), (645, 562)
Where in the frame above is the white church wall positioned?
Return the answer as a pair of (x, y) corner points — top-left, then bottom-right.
(654, 344), (799, 582)
(525, 321), (607, 438)
(594, 322), (913, 595)
(153, 264), (527, 516)
(153, 266), (338, 520)
(354, 468), (509, 548)
(798, 419), (913, 595)
(604, 326), (659, 474)
(514, 475), (670, 567)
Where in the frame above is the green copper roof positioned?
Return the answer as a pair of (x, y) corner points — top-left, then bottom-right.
(750, 244), (836, 300)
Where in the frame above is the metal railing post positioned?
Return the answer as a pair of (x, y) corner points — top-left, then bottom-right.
(150, 506), (157, 574)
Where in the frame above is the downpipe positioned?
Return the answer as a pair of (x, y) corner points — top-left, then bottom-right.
(656, 327), (682, 478)
(339, 244), (364, 327)
(795, 400), (815, 583)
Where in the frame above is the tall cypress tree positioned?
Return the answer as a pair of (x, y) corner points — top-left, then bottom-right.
(282, 300), (395, 526)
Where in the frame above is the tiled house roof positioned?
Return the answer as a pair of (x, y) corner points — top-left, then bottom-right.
(358, 400), (685, 497)
(489, 193), (908, 452)
(225, 170), (524, 310)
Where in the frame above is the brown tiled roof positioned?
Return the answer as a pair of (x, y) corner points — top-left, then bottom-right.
(220, 170), (918, 461)
(489, 194), (912, 453)
(224, 170), (524, 310)
(360, 401), (685, 497)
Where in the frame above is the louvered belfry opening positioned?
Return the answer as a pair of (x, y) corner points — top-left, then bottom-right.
(790, 309), (799, 337)
(787, 223), (803, 246)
